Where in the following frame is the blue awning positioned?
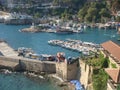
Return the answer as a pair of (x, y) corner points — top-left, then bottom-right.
(70, 80), (84, 90)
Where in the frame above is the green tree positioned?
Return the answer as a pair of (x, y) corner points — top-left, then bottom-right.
(101, 57), (109, 68)
(99, 8), (110, 17)
(116, 16), (120, 22)
(34, 12), (41, 18)
(93, 69), (108, 90)
(87, 7), (97, 16)
(84, 14), (92, 23)
(53, 0), (59, 6)
(77, 1), (111, 23)
(61, 9), (72, 20)
(117, 84), (120, 90)
(78, 6), (88, 22)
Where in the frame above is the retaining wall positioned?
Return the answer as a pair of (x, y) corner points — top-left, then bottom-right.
(0, 56), (56, 73)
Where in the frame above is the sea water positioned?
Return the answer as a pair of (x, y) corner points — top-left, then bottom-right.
(0, 24), (119, 57)
(0, 73), (61, 90)
(0, 24), (119, 90)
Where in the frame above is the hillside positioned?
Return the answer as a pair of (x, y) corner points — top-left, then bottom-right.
(0, 0), (120, 22)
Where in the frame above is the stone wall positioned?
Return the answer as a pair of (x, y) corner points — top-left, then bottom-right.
(56, 62), (67, 80)
(21, 59), (56, 73)
(56, 61), (79, 81)
(107, 80), (117, 90)
(0, 56), (56, 73)
(0, 56), (19, 63)
(67, 61), (79, 80)
(79, 60), (92, 90)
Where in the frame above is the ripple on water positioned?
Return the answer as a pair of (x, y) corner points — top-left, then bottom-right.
(0, 73), (61, 90)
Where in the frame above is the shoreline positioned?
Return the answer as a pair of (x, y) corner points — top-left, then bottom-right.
(0, 69), (72, 90)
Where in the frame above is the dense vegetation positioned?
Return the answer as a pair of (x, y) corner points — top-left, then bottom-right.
(117, 84), (120, 90)
(83, 53), (109, 90)
(78, 0), (120, 23)
(28, 0), (120, 22)
(92, 69), (108, 90)
(0, 0), (120, 22)
(78, 1), (111, 23)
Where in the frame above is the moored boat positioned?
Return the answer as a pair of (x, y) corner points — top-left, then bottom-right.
(55, 28), (73, 34)
(48, 39), (101, 56)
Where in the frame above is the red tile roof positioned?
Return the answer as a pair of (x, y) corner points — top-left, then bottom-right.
(101, 41), (120, 62)
(105, 68), (120, 83)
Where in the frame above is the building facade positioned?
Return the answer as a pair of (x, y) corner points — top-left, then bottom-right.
(101, 41), (120, 90)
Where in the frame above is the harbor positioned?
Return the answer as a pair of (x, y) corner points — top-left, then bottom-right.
(0, 23), (119, 57)
(0, 39), (83, 90)
(0, 0), (120, 90)
(0, 23), (119, 90)
(48, 39), (101, 56)
(20, 24), (84, 34)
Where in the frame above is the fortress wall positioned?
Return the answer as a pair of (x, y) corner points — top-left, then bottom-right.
(0, 56), (56, 73)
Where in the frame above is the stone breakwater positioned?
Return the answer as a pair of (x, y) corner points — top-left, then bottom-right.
(0, 41), (87, 90)
(0, 56), (56, 73)
(0, 41), (56, 73)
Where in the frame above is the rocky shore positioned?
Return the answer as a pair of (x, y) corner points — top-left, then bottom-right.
(20, 25), (56, 33)
(0, 69), (74, 90)
(20, 27), (41, 33)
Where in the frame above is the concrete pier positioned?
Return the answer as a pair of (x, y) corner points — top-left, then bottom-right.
(0, 60), (19, 71)
(0, 42), (18, 57)
(0, 41), (56, 72)
(0, 40), (79, 87)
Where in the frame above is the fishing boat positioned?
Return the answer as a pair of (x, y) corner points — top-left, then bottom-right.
(72, 26), (84, 33)
(55, 28), (73, 34)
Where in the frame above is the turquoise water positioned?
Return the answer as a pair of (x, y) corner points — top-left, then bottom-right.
(0, 24), (120, 90)
(0, 24), (119, 57)
(0, 73), (61, 90)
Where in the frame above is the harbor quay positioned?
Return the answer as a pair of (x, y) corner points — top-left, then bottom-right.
(0, 41), (62, 73)
(0, 40), (87, 90)
(0, 31), (81, 90)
